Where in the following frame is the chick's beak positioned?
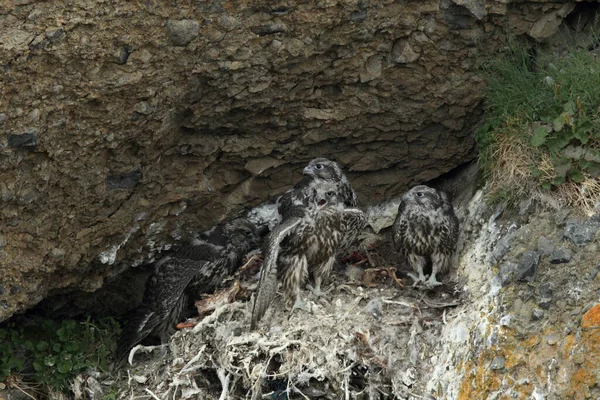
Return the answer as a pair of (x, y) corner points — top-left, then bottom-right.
(303, 165), (314, 175)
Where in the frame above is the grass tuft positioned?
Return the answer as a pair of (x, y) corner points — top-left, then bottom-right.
(477, 37), (600, 213)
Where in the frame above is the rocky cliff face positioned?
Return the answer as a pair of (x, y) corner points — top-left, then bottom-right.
(0, 0), (590, 320)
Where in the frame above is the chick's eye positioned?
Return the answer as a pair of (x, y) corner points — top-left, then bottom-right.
(326, 191), (335, 197)
(315, 164), (323, 169)
(416, 192), (423, 197)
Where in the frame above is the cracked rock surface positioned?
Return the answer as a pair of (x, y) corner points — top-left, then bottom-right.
(0, 0), (588, 320)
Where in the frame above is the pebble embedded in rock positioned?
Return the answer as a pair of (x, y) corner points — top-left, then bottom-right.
(106, 168), (143, 190)
(517, 250), (541, 282)
(531, 308), (544, 320)
(115, 45), (132, 64)
(549, 248), (572, 264)
(50, 248), (66, 258)
(572, 352), (585, 364)
(392, 39), (419, 64)
(46, 28), (64, 43)
(350, 9), (368, 22)
(498, 261), (518, 286)
(250, 23), (287, 36)
(555, 209), (570, 226)
(0, 113), (6, 124)
(134, 101), (152, 115)
(564, 217), (600, 245)
(0, 284), (4, 296)
(166, 19), (199, 46)
(490, 356), (505, 370)
(8, 130), (37, 148)
(539, 283), (553, 299)
(538, 282), (553, 309)
(546, 334), (560, 345)
(537, 236), (555, 255)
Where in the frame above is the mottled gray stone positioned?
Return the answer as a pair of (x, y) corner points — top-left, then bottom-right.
(498, 261), (518, 286)
(392, 39), (419, 64)
(549, 248), (571, 264)
(490, 356), (505, 370)
(531, 308), (544, 321)
(537, 236), (555, 255)
(492, 231), (516, 264)
(134, 101), (152, 115)
(106, 168), (143, 190)
(517, 251), (541, 282)
(564, 217), (600, 245)
(8, 130), (37, 148)
(166, 19), (199, 46)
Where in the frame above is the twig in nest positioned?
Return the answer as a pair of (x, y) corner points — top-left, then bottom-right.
(217, 368), (231, 400)
(239, 253), (263, 273)
(178, 344), (207, 375)
(128, 343), (168, 365)
(145, 388), (162, 400)
(337, 295), (363, 323)
(420, 297), (461, 309)
(192, 302), (244, 333)
(290, 382), (310, 400)
(381, 297), (419, 309)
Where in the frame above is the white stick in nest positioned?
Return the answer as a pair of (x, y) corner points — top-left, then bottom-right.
(192, 302), (244, 333)
(178, 344), (207, 375)
(144, 388), (162, 400)
(217, 368), (231, 400)
(128, 343), (168, 365)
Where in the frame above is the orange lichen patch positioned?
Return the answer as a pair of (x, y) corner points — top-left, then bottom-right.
(569, 367), (594, 398)
(457, 352), (502, 400)
(513, 382), (535, 399)
(522, 334), (541, 348)
(560, 334), (576, 358)
(568, 330), (600, 397)
(504, 349), (525, 370)
(581, 303), (600, 328)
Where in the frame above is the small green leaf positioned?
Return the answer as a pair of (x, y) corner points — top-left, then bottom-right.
(553, 114), (566, 132)
(554, 161), (571, 178)
(44, 355), (56, 367)
(8, 356), (25, 370)
(33, 360), (44, 371)
(36, 341), (49, 352)
(57, 360), (73, 374)
(584, 149), (600, 163)
(546, 132), (572, 153)
(53, 343), (62, 352)
(564, 145), (584, 160)
(568, 168), (585, 183)
(530, 127), (549, 147)
(65, 342), (80, 353)
(563, 100), (576, 115)
(541, 181), (552, 190)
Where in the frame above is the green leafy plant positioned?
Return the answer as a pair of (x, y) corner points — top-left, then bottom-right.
(477, 37), (600, 205)
(0, 317), (120, 393)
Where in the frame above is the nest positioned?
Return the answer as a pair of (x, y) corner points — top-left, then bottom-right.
(112, 237), (462, 400)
